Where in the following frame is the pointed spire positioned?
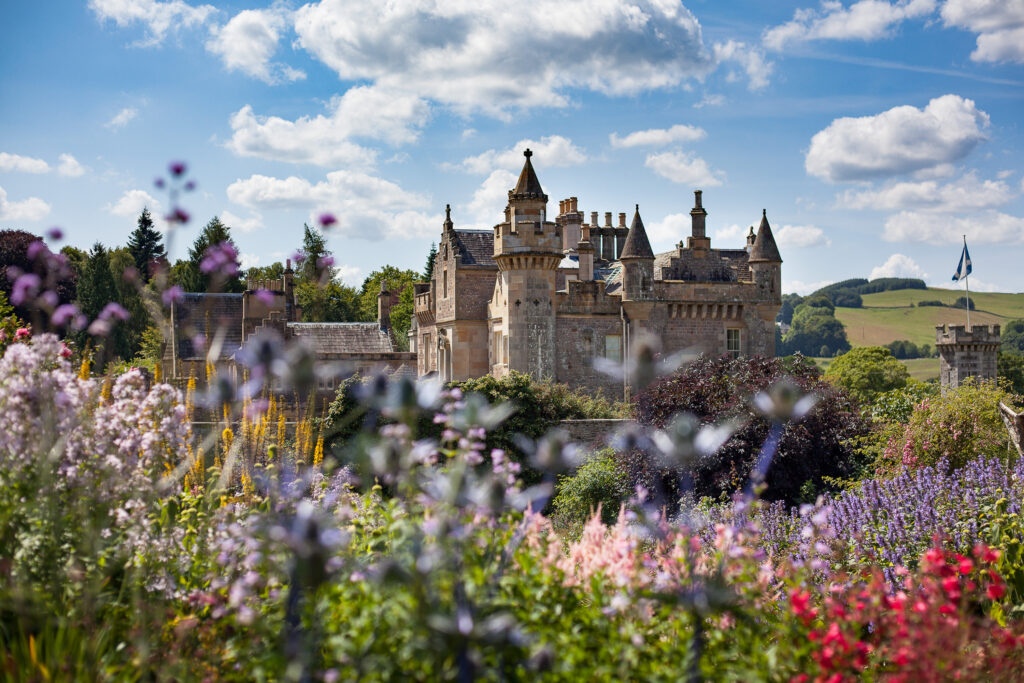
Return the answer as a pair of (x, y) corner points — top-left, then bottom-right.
(620, 204), (654, 259)
(509, 148), (547, 201)
(748, 208), (782, 262)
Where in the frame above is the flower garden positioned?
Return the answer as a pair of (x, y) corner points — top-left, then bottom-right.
(2, 189), (1024, 681)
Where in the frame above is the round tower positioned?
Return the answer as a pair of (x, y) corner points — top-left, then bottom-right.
(620, 205), (655, 301)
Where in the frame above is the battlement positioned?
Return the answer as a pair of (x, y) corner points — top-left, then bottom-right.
(935, 323), (1002, 345)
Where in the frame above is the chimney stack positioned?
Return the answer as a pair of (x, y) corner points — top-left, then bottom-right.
(690, 189), (707, 239)
(618, 212), (626, 227)
(605, 212), (612, 227)
(377, 282), (392, 330)
(591, 211), (598, 226)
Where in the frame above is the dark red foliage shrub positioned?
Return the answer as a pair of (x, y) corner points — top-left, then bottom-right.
(0, 229), (77, 320)
(631, 354), (868, 504)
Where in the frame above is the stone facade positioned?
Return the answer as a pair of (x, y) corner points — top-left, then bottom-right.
(162, 263), (415, 394)
(936, 323), (1001, 391)
(415, 150), (783, 399)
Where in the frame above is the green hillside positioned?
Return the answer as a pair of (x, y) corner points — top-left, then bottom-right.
(834, 288), (1024, 350)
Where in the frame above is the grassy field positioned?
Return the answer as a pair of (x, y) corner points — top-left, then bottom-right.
(834, 287), (1024, 350)
(810, 356), (940, 382)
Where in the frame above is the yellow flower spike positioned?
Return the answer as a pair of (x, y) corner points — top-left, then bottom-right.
(100, 378), (112, 403)
(313, 435), (324, 468)
(78, 355), (91, 380)
(154, 362), (162, 383)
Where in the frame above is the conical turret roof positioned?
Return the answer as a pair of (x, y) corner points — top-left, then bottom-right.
(748, 209), (782, 262)
(509, 149), (547, 200)
(620, 205), (654, 259)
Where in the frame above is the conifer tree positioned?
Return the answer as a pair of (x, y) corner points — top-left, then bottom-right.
(126, 208), (166, 281)
(297, 224), (332, 283)
(182, 216), (243, 292)
(75, 243), (131, 363)
(424, 242), (437, 281)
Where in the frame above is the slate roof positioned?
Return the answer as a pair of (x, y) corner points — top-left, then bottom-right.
(619, 207), (654, 259)
(454, 230), (497, 267)
(286, 322), (396, 354)
(510, 149), (547, 200)
(749, 210), (782, 262)
(169, 293), (243, 360)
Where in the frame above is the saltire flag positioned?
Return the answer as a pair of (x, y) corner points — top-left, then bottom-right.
(952, 243), (972, 282)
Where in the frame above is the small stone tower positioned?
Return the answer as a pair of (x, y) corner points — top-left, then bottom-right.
(936, 324), (1001, 391)
(620, 205), (655, 301)
(747, 209), (783, 356)
(490, 150), (562, 381)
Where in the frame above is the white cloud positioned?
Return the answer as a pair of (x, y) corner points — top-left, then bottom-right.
(712, 40), (774, 91)
(997, 169), (1014, 179)
(805, 94), (989, 182)
(648, 213), (692, 247)
(776, 224), (831, 248)
(238, 253), (260, 270)
(609, 124), (706, 149)
(911, 163), (956, 180)
(206, 8), (305, 84)
(57, 154), (85, 178)
(220, 209), (263, 233)
(291, 0), (713, 115)
(457, 136), (587, 175)
(335, 264), (363, 284)
(693, 93), (725, 108)
(763, 0), (936, 50)
(226, 171), (441, 240)
(105, 107), (138, 130)
(463, 169), (517, 225)
(784, 279), (835, 295)
(712, 223), (746, 242)
(0, 152), (50, 174)
(838, 172), (1015, 211)
(930, 276), (1004, 292)
(106, 189), (160, 217)
(941, 0), (1024, 63)
(645, 150), (724, 187)
(226, 85), (428, 166)
(869, 253), (928, 280)
(89, 0), (216, 46)
(884, 210), (1024, 244)
(0, 186), (51, 222)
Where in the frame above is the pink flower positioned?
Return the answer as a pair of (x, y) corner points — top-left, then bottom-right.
(14, 327), (31, 341)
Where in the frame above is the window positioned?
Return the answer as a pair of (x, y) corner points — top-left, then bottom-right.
(492, 331), (503, 364)
(443, 268), (448, 298)
(727, 328), (740, 358)
(605, 334), (622, 363)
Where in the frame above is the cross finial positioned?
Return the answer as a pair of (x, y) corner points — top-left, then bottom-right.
(445, 203), (451, 220)
(635, 203), (639, 212)
(524, 148), (532, 159)
(763, 208), (767, 217)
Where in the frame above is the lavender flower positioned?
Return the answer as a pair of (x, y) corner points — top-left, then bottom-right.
(200, 241), (239, 277)
(11, 273), (41, 305)
(162, 285), (184, 306)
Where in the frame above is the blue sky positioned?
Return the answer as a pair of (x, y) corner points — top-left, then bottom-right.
(1, 0), (1022, 293)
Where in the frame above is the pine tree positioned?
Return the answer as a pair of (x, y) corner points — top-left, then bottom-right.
(297, 224), (333, 284)
(184, 216), (243, 292)
(75, 243), (130, 364)
(126, 208), (166, 281)
(424, 242), (437, 281)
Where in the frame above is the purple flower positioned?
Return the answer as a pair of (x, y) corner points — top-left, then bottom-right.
(254, 288), (276, 306)
(51, 303), (81, 327)
(11, 273), (41, 305)
(166, 208), (190, 224)
(316, 256), (335, 269)
(169, 161), (187, 177)
(26, 240), (48, 261)
(184, 180), (196, 191)
(47, 227), (64, 241)
(200, 241), (240, 277)
(318, 213), (337, 228)
(100, 302), (130, 322)
(291, 250), (305, 264)
(154, 177), (166, 189)
(39, 290), (58, 309)
(162, 285), (184, 306)
(88, 319), (111, 337)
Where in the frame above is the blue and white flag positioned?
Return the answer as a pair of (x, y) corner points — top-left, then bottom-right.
(952, 243), (972, 282)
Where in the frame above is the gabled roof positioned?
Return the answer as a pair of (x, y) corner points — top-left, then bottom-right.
(509, 149), (547, 200)
(286, 322), (396, 354)
(748, 209), (782, 263)
(454, 230), (496, 267)
(619, 206), (654, 259)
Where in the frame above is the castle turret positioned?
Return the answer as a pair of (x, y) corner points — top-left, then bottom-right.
(620, 205), (655, 301)
(490, 150), (561, 381)
(936, 324), (1001, 391)
(748, 209), (783, 355)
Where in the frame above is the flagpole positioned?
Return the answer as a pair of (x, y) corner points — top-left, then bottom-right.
(963, 235), (970, 330)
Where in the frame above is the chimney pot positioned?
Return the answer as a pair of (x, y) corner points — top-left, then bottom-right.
(618, 212), (626, 227)
(694, 190), (703, 209)
(605, 212), (612, 227)
(591, 211), (598, 226)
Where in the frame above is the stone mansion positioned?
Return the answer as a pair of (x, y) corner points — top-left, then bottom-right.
(411, 150), (783, 398)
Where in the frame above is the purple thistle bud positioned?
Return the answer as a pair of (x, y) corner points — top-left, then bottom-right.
(200, 241), (239, 276)
(169, 161), (187, 177)
(166, 207), (190, 224)
(100, 302), (130, 322)
(318, 212), (338, 228)
(51, 303), (81, 327)
(155, 177), (166, 189)
(46, 227), (64, 241)
(162, 285), (185, 306)
(291, 250), (306, 264)
(184, 180), (196, 191)
(26, 240), (48, 261)
(317, 256), (335, 269)
(11, 273), (41, 305)
(39, 290), (58, 309)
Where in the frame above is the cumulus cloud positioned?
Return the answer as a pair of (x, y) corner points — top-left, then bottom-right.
(226, 171), (441, 240)
(462, 169), (517, 225)
(693, 93), (725, 108)
(456, 136), (587, 175)
(884, 210), (1024, 244)
(609, 124), (706, 149)
(105, 107), (138, 130)
(89, 0), (216, 46)
(0, 153), (50, 174)
(238, 253), (260, 270)
(291, 0), (713, 115)
(648, 213), (692, 248)
(0, 186), (51, 222)
(57, 154), (85, 178)
(220, 209), (263, 233)
(763, 0), (936, 50)
(941, 0), (1024, 63)
(106, 189), (161, 218)
(645, 150), (724, 187)
(805, 94), (989, 182)
(206, 8), (305, 84)
(869, 253), (928, 280)
(335, 264), (363, 284)
(713, 40), (774, 90)
(838, 172), (1015, 211)
(226, 86), (429, 166)
(776, 224), (831, 248)
(930, 276), (1004, 292)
